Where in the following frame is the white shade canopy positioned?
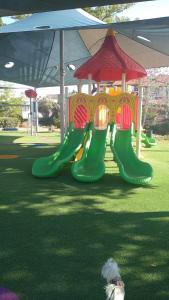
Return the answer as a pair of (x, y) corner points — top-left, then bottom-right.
(0, 9), (169, 87)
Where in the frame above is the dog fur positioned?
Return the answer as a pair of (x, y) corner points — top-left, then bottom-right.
(101, 258), (125, 300)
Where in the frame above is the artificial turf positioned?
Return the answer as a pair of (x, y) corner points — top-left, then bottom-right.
(0, 130), (168, 300)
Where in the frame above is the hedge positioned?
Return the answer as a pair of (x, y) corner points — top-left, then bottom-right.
(0, 117), (19, 128)
(148, 121), (169, 135)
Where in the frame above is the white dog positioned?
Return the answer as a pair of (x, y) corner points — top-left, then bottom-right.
(101, 258), (125, 300)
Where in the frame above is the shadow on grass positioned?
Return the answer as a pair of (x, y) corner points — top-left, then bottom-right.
(0, 135), (24, 145)
(0, 201), (169, 300)
(0, 135), (163, 300)
(0, 170), (160, 300)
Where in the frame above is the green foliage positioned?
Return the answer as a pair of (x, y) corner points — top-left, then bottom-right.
(52, 117), (60, 128)
(38, 98), (60, 127)
(84, 4), (134, 23)
(0, 17), (4, 27)
(0, 88), (24, 124)
(144, 109), (157, 127)
(0, 117), (19, 128)
(144, 100), (169, 135)
(148, 121), (169, 136)
(144, 103), (169, 135)
(0, 14), (28, 28)
(11, 14), (30, 21)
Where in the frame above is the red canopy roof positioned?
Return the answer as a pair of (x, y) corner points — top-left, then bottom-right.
(74, 29), (147, 82)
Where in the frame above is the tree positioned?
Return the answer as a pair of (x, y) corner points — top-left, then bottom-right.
(11, 14), (30, 21)
(0, 18), (4, 26)
(38, 98), (60, 127)
(0, 88), (24, 128)
(0, 88), (23, 119)
(0, 14), (29, 28)
(84, 4), (134, 23)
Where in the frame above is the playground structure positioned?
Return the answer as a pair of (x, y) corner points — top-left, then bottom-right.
(71, 87), (156, 145)
(70, 88), (138, 130)
(32, 28), (153, 184)
(134, 128), (157, 148)
(69, 91), (137, 127)
(141, 131), (156, 147)
(32, 91), (153, 184)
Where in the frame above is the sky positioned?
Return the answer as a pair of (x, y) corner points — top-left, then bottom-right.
(117, 0), (169, 20)
(2, 0), (169, 96)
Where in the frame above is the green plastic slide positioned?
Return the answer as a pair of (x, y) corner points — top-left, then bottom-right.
(141, 133), (156, 148)
(110, 127), (153, 185)
(32, 123), (87, 178)
(71, 123), (109, 182)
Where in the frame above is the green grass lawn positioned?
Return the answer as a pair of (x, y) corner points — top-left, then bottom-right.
(0, 131), (169, 300)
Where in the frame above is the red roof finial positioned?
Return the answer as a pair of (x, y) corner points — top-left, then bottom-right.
(106, 28), (115, 37)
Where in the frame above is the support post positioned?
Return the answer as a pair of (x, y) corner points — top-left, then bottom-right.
(136, 86), (143, 158)
(78, 80), (82, 93)
(121, 73), (126, 93)
(34, 88), (38, 135)
(97, 82), (100, 93)
(35, 99), (39, 135)
(60, 30), (65, 142)
(120, 73), (126, 129)
(88, 74), (92, 95)
(142, 86), (150, 128)
(65, 87), (69, 132)
(30, 98), (33, 136)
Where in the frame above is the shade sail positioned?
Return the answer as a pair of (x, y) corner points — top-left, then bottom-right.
(0, 9), (104, 33)
(0, 9), (169, 87)
(0, 0), (153, 17)
(75, 29), (147, 81)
